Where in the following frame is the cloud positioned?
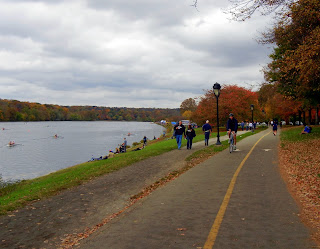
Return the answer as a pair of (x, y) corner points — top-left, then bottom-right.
(0, 0), (274, 108)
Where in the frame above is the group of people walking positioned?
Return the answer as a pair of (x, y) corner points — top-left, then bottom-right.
(173, 121), (196, 150)
(239, 121), (256, 131)
(173, 113), (239, 150)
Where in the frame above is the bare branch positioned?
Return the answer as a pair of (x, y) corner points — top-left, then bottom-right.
(190, 0), (200, 11)
(224, 0), (295, 21)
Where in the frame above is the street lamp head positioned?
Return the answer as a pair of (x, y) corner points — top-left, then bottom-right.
(250, 104), (254, 111)
(213, 82), (221, 97)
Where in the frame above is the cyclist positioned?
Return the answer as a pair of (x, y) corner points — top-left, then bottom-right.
(227, 113), (238, 150)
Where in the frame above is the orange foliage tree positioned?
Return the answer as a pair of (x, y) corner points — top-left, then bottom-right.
(192, 85), (262, 127)
(258, 83), (302, 122)
(265, 0), (320, 107)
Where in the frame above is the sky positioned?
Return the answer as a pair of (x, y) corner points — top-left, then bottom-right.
(0, 0), (274, 108)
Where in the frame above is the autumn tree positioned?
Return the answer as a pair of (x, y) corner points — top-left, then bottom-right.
(182, 110), (193, 120)
(258, 83), (301, 122)
(180, 98), (197, 115)
(193, 85), (261, 126)
(264, 0), (320, 108)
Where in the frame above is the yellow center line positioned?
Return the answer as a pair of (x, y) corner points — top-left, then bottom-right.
(203, 131), (272, 249)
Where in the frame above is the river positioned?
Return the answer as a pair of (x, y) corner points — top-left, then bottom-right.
(0, 121), (165, 181)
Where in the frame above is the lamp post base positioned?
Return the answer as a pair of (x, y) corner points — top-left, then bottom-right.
(216, 136), (221, 145)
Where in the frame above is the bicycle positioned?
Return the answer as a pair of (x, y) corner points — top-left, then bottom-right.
(229, 132), (235, 153)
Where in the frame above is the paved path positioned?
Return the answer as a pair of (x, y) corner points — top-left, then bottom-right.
(79, 129), (317, 249)
(0, 129), (316, 248)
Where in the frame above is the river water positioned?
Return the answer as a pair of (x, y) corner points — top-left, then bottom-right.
(0, 121), (165, 181)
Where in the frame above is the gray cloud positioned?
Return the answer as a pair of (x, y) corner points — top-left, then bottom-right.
(0, 0), (274, 108)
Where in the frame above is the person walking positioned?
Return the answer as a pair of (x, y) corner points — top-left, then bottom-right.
(272, 121), (278, 136)
(249, 122), (253, 130)
(173, 121), (186, 150)
(202, 120), (212, 146)
(240, 121), (245, 131)
(186, 124), (196, 149)
(123, 138), (127, 152)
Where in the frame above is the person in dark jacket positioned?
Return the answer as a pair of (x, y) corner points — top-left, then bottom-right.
(186, 124), (196, 149)
(202, 120), (212, 146)
(143, 136), (147, 147)
(226, 113), (238, 150)
(173, 120), (186, 150)
(272, 121), (278, 136)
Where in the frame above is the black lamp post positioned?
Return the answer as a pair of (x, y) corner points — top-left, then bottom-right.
(213, 83), (221, 145)
(250, 104), (254, 123)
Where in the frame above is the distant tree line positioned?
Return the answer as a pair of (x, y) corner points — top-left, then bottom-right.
(0, 99), (181, 122)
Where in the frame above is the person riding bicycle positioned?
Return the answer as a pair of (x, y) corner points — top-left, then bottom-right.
(227, 113), (238, 150)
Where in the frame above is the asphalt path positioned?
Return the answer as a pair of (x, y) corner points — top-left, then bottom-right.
(79, 128), (316, 249)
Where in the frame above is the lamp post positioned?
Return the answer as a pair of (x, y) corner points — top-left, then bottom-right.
(213, 83), (221, 145)
(250, 104), (254, 123)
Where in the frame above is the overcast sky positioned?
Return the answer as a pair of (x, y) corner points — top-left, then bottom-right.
(0, 0), (274, 108)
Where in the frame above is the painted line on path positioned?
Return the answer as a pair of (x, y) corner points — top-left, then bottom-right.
(203, 131), (272, 249)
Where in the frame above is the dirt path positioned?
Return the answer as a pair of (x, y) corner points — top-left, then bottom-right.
(0, 133), (243, 249)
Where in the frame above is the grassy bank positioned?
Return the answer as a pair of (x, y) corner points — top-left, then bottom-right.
(280, 125), (320, 143)
(279, 126), (320, 244)
(0, 127), (264, 215)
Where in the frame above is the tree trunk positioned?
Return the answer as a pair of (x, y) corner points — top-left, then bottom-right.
(308, 108), (312, 125)
(298, 110), (302, 126)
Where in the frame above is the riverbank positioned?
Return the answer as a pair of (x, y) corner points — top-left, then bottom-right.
(0, 127), (212, 214)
